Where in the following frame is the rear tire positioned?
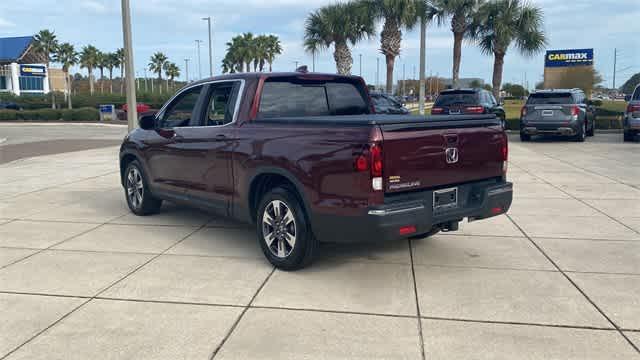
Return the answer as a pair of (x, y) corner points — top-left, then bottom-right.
(587, 121), (595, 137)
(624, 131), (635, 142)
(124, 160), (162, 215)
(520, 132), (531, 142)
(256, 186), (318, 270)
(574, 122), (586, 142)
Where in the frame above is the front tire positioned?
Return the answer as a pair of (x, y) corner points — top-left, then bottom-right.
(257, 187), (318, 270)
(624, 131), (635, 142)
(574, 122), (586, 142)
(124, 161), (162, 215)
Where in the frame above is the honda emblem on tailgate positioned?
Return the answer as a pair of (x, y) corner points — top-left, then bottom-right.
(445, 147), (459, 164)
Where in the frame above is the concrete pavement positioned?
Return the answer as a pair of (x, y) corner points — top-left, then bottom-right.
(0, 133), (639, 359)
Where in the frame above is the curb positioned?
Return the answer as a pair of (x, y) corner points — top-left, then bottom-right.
(0, 122), (127, 128)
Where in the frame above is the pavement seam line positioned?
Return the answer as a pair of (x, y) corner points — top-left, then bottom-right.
(506, 214), (640, 354)
(408, 239), (427, 360)
(209, 266), (276, 360)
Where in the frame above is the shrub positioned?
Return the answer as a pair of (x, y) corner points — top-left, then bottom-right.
(71, 107), (100, 121)
(0, 107), (99, 121)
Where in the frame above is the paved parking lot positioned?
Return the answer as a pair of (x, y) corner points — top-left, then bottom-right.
(1, 133), (639, 359)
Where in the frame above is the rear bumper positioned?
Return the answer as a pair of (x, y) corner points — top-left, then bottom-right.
(521, 123), (580, 136)
(312, 179), (513, 243)
(624, 116), (640, 131)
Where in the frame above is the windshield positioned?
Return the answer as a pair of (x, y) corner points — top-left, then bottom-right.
(527, 93), (573, 105)
(435, 92), (477, 106)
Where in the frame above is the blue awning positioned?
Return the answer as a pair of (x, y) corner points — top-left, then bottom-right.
(0, 36), (34, 62)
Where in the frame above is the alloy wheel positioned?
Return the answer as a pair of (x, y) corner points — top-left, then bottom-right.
(262, 200), (297, 258)
(126, 167), (144, 209)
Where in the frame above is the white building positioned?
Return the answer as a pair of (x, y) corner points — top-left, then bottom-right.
(0, 36), (51, 96)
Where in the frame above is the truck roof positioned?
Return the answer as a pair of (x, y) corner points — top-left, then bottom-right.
(189, 72), (364, 86)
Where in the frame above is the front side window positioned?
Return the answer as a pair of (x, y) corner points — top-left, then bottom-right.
(160, 85), (203, 128)
(206, 82), (238, 126)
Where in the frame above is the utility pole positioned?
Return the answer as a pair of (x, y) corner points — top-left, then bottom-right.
(120, 0), (137, 132)
(418, 16), (426, 114)
(184, 58), (190, 83)
(376, 58), (379, 91)
(195, 40), (202, 80)
(294, 61), (299, 70)
(143, 68), (148, 92)
(312, 50), (316, 72)
(613, 48), (617, 89)
(202, 17), (213, 77)
(402, 63), (406, 97)
(359, 54), (362, 77)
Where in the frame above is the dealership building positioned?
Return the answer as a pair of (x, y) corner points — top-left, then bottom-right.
(543, 48), (594, 89)
(0, 36), (64, 96)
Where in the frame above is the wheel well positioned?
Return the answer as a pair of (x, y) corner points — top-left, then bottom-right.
(119, 154), (137, 185)
(248, 173), (304, 223)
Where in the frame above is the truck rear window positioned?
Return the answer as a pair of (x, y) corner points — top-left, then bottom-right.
(258, 78), (369, 118)
(527, 93), (573, 105)
(434, 92), (477, 106)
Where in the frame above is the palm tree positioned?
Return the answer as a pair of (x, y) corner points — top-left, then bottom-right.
(471, 0), (546, 98)
(32, 29), (59, 108)
(265, 35), (282, 72)
(79, 45), (100, 95)
(304, 2), (374, 75)
(52, 42), (77, 109)
(362, 0), (420, 93)
(96, 51), (106, 93)
(116, 48), (125, 93)
(430, 0), (484, 88)
(149, 52), (168, 80)
(164, 62), (180, 89)
(241, 33), (256, 72)
(104, 52), (120, 94)
(253, 35), (269, 72)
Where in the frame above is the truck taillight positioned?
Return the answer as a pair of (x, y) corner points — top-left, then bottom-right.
(431, 107), (444, 114)
(464, 106), (484, 114)
(502, 134), (509, 174)
(370, 143), (383, 191)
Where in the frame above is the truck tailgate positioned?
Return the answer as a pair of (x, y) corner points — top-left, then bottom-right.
(380, 118), (506, 193)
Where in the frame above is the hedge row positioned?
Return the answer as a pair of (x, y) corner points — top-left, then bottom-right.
(0, 92), (172, 110)
(0, 107), (100, 121)
(505, 118), (623, 131)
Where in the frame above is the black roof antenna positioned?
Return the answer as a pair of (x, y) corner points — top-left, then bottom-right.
(296, 65), (309, 73)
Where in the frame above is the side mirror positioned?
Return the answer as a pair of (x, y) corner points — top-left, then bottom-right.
(139, 114), (156, 130)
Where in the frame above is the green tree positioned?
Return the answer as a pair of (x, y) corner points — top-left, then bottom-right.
(304, 2), (374, 75)
(502, 82), (527, 97)
(116, 48), (125, 93)
(149, 52), (168, 80)
(104, 52), (120, 94)
(471, 0), (546, 98)
(33, 29), (59, 108)
(429, 0), (483, 88)
(265, 35), (283, 72)
(362, 0), (420, 93)
(96, 50), (106, 93)
(52, 42), (77, 109)
(469, 79), (483, 88)
(164, 62), (180, 84)
(79, 45), (100, 95)
(621, 73), (640, 94)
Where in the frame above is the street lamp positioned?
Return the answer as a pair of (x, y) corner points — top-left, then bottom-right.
(202, 17), (213, 77)
(120, 0), (137, 131)
(195, 40), (203, 80)
(359, 54), (362, 77)
(184, 58), (190, 83)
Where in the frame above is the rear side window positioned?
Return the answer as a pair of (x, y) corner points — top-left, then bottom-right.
(258, 79), (369, 118)
(435, 92), (478, 106)
(527, 93), (573, 105)
(633, 87), (640, 100)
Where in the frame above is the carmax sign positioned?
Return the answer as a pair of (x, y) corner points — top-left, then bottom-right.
(545, 49), (594, 67)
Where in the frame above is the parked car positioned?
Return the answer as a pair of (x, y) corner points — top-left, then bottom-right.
(119, 72), (512, 270)
(122, 103), (151, 114)
(0, 102), (21, 110)
(370, 92), (410, 115)
(520, 88), (596, 142)
(624, 84), (640, 142)
(431, 88), (506, 129)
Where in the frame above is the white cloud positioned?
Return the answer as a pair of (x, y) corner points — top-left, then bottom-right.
(0, 17), (16, 28)
(79, 0), (108, 14)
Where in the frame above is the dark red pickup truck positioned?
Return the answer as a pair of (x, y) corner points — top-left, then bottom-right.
(119, 72), (512, 269)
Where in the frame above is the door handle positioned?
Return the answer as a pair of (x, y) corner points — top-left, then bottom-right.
(214, 134), (227, 141)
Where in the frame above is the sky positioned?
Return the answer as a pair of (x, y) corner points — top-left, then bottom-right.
(1, 0), (638, 90)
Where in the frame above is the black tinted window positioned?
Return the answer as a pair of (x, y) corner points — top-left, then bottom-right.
(633, 87), (640, 100)
(435, 92), (478, 106)
(527, 93), (573, 105)
(258, 79), (368, 118)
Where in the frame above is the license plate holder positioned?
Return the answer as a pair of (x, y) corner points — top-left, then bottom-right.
(542, 110), (554, 117)
(449, 109), (461, 115)
(433, 187), (458, 211)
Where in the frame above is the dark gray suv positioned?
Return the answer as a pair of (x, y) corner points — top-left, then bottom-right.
(624, 84), (640, 142)
(520, 89), (596, 142)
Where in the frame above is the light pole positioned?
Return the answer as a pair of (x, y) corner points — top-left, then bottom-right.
(402, 63), (406, 96)
(120, 0), (137, 131)
(294, 61), (299, 71)
(312, 50), (316, 72)
(195, 40), (203, 80)
(359, 54), (362, 77)
(184, 58), (190, 83)
(419, 16), (426, 114)
(376, 58), (379, 91)
(202, 17), (213, 77)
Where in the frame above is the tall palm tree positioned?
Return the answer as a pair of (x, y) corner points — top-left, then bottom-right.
(362, 0), (420, 93)
(116, 48), (125, 93)
(241, 33), (256, 72)
(430, 0), (484, 88)
(32, 29), (59, 108)
(471, 0), (546, 98)
(304, 2), (374, 75)
(149, 52), (168, 80)
(265, 35), (282, 72)
(253, 35), (269, 72)
(164, 62), (180, 89)
(96, 51), (106, 93)
(52, 42), (77, 109)
(104, 52), (120, 94)
(79, 45), (100, 95)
